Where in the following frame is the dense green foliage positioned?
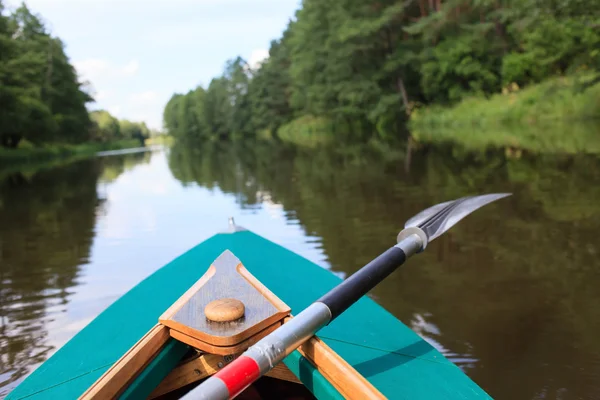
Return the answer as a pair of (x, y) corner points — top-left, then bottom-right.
(0, 2), (92, 148)
(163, 58), (253, 142)
(90, 110), (150, 144)
(164, 0), (600, 144)
(119, 119), (151, 144)
(0, 2), (149, 152)
(89, 110), (120, 141)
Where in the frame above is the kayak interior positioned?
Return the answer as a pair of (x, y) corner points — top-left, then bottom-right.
(154, 376), (316, 400)
(151, 350), (316, 400)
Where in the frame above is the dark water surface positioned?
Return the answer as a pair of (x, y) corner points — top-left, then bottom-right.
(1, 142), (600, 399)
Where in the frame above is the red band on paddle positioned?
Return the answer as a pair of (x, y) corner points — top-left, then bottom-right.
(214, 356), (261, 397)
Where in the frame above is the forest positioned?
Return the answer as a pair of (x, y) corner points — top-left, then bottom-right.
(163, 0), (600, 145)
(0, 2), (148, 150)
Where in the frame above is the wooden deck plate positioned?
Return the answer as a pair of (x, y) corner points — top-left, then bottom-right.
(160, 250), (290, 346)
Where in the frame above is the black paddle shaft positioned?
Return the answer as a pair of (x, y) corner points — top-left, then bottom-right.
(318, 246), (406, 320)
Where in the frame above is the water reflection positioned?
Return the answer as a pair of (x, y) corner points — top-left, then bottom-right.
(0, 152), (150, 396)
(1, 141), (600, 400)
(168, 141), (600, 400)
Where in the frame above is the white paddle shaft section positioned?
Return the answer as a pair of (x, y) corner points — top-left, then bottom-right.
(246, 302), (332, 370)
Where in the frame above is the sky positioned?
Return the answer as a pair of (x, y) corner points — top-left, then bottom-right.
(6, 0), (300, 130)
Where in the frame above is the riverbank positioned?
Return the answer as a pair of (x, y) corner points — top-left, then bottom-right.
(0, 139), (141, 167)
(277, 116), (338, 147)
(144, 135), (174, 146)
(410, 75), (600, 154)
(275, 116), (371, 147)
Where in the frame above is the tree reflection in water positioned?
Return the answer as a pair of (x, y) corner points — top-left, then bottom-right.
(0, 152), (150, 396)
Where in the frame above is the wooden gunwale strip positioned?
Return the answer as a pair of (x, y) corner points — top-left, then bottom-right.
(79, 324), (170, 399)
(281, 317), (385, 400)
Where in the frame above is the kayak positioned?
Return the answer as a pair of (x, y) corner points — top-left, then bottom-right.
(7, 227), (490, 399)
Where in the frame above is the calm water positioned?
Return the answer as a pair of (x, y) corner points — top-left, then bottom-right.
(1, 141), (600, 399)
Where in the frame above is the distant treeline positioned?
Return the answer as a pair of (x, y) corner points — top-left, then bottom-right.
(0, 2), (149, 149)
(90, 110), (150, 144)
(164, 0), (599, 143)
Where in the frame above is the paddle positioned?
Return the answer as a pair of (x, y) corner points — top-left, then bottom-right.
(187, 193), (511, 399)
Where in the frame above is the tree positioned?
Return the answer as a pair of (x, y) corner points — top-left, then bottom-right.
(119, 119), (150, 145)
(0, 3), (54, 147)
(45, 38), (92, 143)
(163, 94), (183, 136)
(248, 35), (293, 135)
(225, 57), (253, 139)
(0, 0), (20, 147)
(90, 110), (121, 141)
(0, 3), (91, 148)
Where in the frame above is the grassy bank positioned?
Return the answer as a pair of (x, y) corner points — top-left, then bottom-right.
(409, 75), (600, 153)
(0, 139), (140, 167)
(145, 135), (174, 146)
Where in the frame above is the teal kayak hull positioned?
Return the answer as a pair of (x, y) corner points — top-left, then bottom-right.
(8, 230), (490, 399)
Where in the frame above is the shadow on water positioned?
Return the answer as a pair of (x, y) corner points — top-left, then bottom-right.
(353, 340), (434, 378)
(0, 151), (151, 396)
(168, 139), (600, 400)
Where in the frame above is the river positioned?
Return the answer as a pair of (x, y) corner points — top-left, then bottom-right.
(1, 141), (600, 399)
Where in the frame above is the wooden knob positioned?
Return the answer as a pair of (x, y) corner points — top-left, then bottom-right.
(205, 298), (245, 322)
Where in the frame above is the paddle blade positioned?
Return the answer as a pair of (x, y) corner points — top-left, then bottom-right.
(405, 193), (511, 242)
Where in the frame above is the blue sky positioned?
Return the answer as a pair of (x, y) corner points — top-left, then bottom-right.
(7, 0), (300, 129)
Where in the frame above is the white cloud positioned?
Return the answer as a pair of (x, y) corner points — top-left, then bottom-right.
(74, 58), (109, 80)
(131, 113), (154, 124)
(74, 58), (140, 82)
(95, 90), (111, 101)
(248, 48), (269, 70)
(129, 90), (159, 105)
(107, 105), (122, 116)
(125, 91), (166, 129)
(122, 60), (139, 76)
